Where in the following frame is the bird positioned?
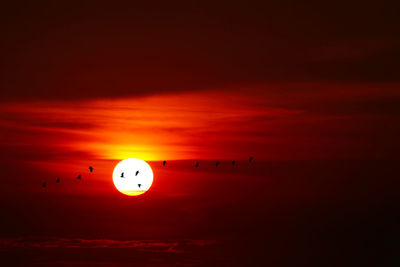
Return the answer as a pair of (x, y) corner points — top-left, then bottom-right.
(56, 178), (60, 183)
(249, 156), (253, 163)
(232, 160), (236, 165)
(216, 161), (220, 167)
(89, 166), (93, 172)
(77, 174), (81, 180)
(163, 160), (166, 166)
(120, 172), (125, 178)
(138, 184), (141, 188)
(135, 170), (139, 176)
(195, 162), (199, 167)
(42, 182), (46, 188)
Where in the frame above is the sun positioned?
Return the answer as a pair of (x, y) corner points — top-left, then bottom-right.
(112, 158), (154, 196)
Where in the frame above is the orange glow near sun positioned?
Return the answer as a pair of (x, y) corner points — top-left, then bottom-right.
(0, 88), (303, 167)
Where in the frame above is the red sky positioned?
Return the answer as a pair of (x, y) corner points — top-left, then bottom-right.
(0, 1), (399, 266)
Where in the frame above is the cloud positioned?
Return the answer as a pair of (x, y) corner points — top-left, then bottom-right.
(0, 90), (303, 161)
(1, 83), (399, 168)
(0, 237), (215, 253)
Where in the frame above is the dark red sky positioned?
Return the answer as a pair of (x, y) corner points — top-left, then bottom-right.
(0, 1), (399, 266)
(1, 1), (399, 100)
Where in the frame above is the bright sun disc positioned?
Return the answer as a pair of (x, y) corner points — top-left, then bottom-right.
(112, 158), (154, 196)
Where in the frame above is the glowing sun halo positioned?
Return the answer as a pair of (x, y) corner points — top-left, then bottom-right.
(112, 158), (154, 196)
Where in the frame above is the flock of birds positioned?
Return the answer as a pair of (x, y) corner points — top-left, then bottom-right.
(42, 165), (94, 188)
(42, 156), (254, 189)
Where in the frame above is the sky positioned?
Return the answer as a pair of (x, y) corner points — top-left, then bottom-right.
(0, 1), (399, 266)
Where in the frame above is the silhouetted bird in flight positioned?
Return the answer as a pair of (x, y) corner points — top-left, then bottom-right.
(42, 182), (46, 188)
(195, 162), (199, 167)
(138, 184), (141, 188)
(249, 156), (253, 163)
(89, 166), (93, 172)
(135, 170), (139, 176)
(163, 161), (166, 166)
(77, 174), (81, 180)
(216, 161), (220, 167)
(56, 178), (60, 183)
(232, 160), (236, 165)
(120, 172), (125, 178)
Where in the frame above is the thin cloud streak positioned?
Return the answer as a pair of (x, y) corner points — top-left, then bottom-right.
(0, 237), (215, 253)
